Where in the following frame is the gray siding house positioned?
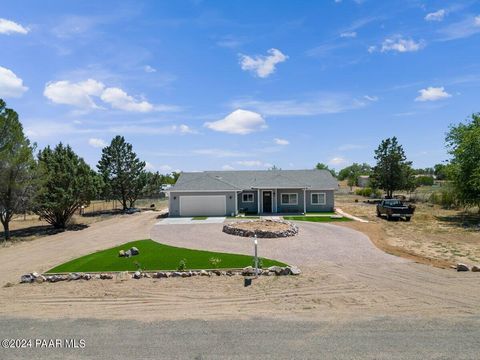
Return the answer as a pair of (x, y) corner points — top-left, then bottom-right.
(168, 169), (338, 217)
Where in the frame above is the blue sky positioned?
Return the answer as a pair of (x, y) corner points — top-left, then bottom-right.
(1, 0), (480, 173)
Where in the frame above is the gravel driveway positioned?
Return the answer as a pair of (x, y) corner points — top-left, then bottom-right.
(150, 221), (405, 267)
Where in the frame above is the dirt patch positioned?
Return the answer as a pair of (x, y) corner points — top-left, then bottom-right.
(223, 220), (298, 238)
(336, 193), (480, 268)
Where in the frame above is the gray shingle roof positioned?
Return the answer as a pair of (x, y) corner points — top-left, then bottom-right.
(170, 169), (338, 191)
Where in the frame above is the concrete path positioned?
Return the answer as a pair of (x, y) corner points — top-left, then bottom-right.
(156, 216), (226, 225)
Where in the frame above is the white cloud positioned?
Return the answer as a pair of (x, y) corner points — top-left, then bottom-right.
(178, 124), (194, 134)
(107, 124), (194, 135)
(328, 157), (347, 166)
(237, 160), (273, 168)
(145, 162), (156, 171)
(0, 18), (29, 35)
(222, 164), (235, 170)
(44, 79), (105, 109)
(0, 66), (28, 98)
(438, 15), (480, 40)
(88, 138), (107, 148)
(204, 109), (267, 135)
(364, 95), (378, 102)
(367, 45), (377, 53)
(381, 36), (424, 53)
(144, 65), (156, 73)
(239, 48), (288, 78)
(274, 138), (289, 145)
(100, 87), (154, 112)
(340, 31), (357, 38)
(44, 78), (177, 113)
(231, 94), (366, 117)
(425, 9), (446, 22)
(415, 86), (451, 102)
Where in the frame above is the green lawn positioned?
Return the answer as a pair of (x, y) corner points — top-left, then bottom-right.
(304, 212), (336, 216)
(46, 240), (286, 273)
(192, 216), (208, 220)
(284, 216), (351, 222)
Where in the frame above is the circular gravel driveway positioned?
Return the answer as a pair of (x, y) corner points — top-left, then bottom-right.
(150, 220), (406, 267)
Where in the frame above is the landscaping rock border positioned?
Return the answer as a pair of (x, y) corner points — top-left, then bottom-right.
(223, 219), (299, 238)
(19, 266), (301, 284)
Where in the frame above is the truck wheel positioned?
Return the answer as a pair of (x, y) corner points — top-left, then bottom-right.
(387, 214), (392, 221)
(376, 210), (381, 217)
(406, 217), (411, 222)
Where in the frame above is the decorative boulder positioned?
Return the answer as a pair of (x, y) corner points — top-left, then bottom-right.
(20, 274), (34, 283)
(130, 247), (140, 256)
(133, 271), (141, 279)
(100, 273), (113, 280)
(200, 270), (210, 277)
(471, 265), (480, 272)
(115, 271), (129, 281)
(35, 275), (46, 284)
(68, 273), (81, 281)
(456, 263), (470, 272)
(118, 250), (125, 257)
(267, 266), (283, 275)
(242, 266), (256, 276)
(124, 249), (132, 258)
(288, 266), (301, 275)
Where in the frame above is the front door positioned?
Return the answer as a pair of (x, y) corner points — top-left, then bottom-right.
(262, 191), (272, 213)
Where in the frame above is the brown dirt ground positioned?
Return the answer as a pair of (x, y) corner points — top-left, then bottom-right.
(336, 192), (480, 268)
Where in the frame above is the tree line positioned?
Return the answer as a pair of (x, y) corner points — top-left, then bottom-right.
(0, 100), (178, 240)
(315, 113), (480, 210)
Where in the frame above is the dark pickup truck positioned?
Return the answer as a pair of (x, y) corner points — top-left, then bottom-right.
(376, 199), (415, 221)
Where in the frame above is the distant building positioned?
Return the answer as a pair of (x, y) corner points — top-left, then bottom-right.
(357, 175), (370, 188)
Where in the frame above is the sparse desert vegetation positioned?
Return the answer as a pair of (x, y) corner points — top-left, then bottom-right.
(336, 191), (480, 267)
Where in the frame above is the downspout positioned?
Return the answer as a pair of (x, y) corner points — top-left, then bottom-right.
(303, 188), (307, 214)
(234, 191), (238, 216)
(257, 189), (260, 214)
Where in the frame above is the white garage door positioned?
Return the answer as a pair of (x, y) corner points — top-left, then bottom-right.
(179, 195), (227, 217)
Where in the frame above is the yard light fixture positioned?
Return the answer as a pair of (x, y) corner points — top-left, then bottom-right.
(254, 235), (258, 277)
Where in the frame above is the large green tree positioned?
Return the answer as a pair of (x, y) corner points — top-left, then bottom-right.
(315, 163), (337, 177)
(34, 143), (98, 229)
(446, 113), (480, 211)
(0, 100), (37, 240)
(371, 137), (415, 198)
(97, 136), (146, 210)
(337, 163), (372, 190)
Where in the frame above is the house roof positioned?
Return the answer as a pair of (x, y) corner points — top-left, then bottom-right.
(170, 169), (338, 191)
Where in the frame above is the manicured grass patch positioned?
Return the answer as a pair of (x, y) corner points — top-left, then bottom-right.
(305, 212), (336, 216)
(192, 216), (208, 220)
(46, 240), (286, 273)
(284, 216), (351, 222)
(227, 216), (260, 219)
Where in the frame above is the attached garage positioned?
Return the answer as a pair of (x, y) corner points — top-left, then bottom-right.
(179, 195), (227, 217)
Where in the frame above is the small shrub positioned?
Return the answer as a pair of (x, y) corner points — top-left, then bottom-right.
(177, 258), (187, 271)
(429, 188), (458, 209)
(133, 261), (143, 271)
(252, 257), (263, 269)
(415, 176), (434, 187)
(209, 257), (222, 268)
(355, 188), (381, 198)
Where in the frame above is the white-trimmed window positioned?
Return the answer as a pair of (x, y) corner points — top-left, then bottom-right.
(242, 193), (254, 203)
(281, 193), (298, 205)
(311, 192), (326, 205)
